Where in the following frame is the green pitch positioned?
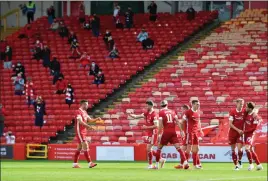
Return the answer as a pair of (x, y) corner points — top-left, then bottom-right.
(1, 160), (267, 181)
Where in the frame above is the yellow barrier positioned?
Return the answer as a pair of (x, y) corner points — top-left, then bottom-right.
(26, 144), (48, 159)
(0, 8), (20, 32)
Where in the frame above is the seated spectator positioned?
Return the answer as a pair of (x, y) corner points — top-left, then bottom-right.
(33, 96), (46, 130)
(70, 39), (81, 58)
(32, 40), (43, 61)
(83, 18), (91, 30)
(0, 40), (7, 60)
(5, 131), (15, 144)
(47, 5), (55, 24)
(89, 61), (99, 76)
(25, 77), (35, 107)
(91, 14), (100, 37)
(186, 5), (196, 21)
(12, 62), (25, 81)
(42, 45), (51, 68)
(68, 32), (77, 44)
(55, 76), (67, 94)
(49, 19), (60, 31)
(108, 45), (119, 59)
(58, 21), (69, 38)
(142, 38), (154, 50)
(65, 83), (74, 108)
(137, 28), (148, 42)
(103, 30), (112, 48)
(79, 52), (90, 68)
(50, 57), (60, 76)
(13, 73), (25, 95)
(93, 70), (105, 86)
(3, 45), (12, 69)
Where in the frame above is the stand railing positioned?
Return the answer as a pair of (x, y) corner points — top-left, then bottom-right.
(0, 8), (20, 32)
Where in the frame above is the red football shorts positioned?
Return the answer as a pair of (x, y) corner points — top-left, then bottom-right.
(228, 130), (243, 145)
(183, 133), (199, 145)
(143, 133), (158, 145)
(76, 133), (87, 143)
(160, 132), (179, 145)
(244, 133), (255, 146)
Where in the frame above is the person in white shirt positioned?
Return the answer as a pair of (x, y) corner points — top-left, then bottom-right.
(5, 131), (15, 144)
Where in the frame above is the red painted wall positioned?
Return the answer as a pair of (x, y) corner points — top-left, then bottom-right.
(244, 1), (268, 9)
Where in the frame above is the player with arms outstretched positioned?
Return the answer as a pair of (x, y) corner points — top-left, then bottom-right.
(175, 100), (203, 169)
(229, 98), (245, 170)
(128, 100), (166, 169)
(244, 102), (263, 171)
(155, 100), (189, 169)
(73, 100), (100, 168)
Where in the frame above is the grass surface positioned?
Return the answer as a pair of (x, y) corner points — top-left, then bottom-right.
(1, 160), (267, 181)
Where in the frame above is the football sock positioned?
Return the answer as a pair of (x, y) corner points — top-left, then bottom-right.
(251, 151), (260, 165)
(192, 152), (197, 166)
(238, 150), (243, 161)
(156, 149), (161, 162)
(246, 150), (253, 164)
(73, 150), (81, 163)
(232, 150), (238, 165)
(196, 153), (201, 165)
(185, 152), (190, 161)
(148, 151), (153, 165)
(84, 150), (92, 163)
(176, 148), (186, 163)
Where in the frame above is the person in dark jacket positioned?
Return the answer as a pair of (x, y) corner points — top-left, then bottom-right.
(26, 1), (36, 24)
(91, 14), (100, 37)
(108, 45), (119, 59)
(68, 32), (77, 44)
(59, 21), (69, 38)
(125, 7), (134, 29)
(65, 83), (74, 108)
(12, 62), (26, 81)
(47, 5), (55, 24)
(89, 61), (99, 76)
(33, 96), (46, 130)
(147, 1), (157, 21)
(83, 18), (91, 30)
(42, 45), (51, 68)
(93, 70), (105, 86)
(103, 30), (112, 48)
(186, 6), (196, 21)
(50, 57), (61, 84)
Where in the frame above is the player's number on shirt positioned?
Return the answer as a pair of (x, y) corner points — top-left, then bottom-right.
(166, 114), (173, 123)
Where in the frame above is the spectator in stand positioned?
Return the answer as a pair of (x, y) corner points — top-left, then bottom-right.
(108, 45), (119, 59)
(5, 131), (15, 144)
(83, 18), (91, 30)
(49, 19), (60, 32)
(18, 25), (33, 39)
(89, 61), (99, 76)
(65, 83), (74, 108)
(42, 45), (51, 68)
(147, 1), (157, 22)
(79, 2), (86, 23)
(93, 70), (105, 86)
(59, 21), (69, 39)
(91, 14), (100, 37)
(13, 72), (25, 95)
(26, 1), (36, 24)
(55, 76), (67, 94)
(0, 40), (7, 61)
(0, 104), (7, 137)
(125, 8), (134, 29)
(33, 40), (43, 61)
(47, 5), (55, 24)
(68, 32), (77, 44)
(113, 5), (120, 24)
(79, 52), (90, 68)
(137, 28), (148, 42)
(143, 38), (154, 50)
(50, 57), (61, 84)
(103, 30), (112, 48)
(12, 62), (26, 81)
(25, 77), (35, 107)
(186, 5), (196, 21)
(70, 39), (81, 58)
(33, 96), (46, 130)
(137, 29), (154, 50)
(3, 45), (12, 69)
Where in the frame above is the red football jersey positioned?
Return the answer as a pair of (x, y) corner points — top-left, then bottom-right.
(75, 108), (89, 135)
(229, 108), (245, 130)
(159, 108), (178, 133)
(182, 109), (201, 134)
(244, 112), (261, 134)
(143, 110), (157, 136)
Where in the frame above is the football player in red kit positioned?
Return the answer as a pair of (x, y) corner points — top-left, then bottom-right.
(175, 100), (203, 169)
(73, 100), (101, 168)
(228, 98), (246, 170)
(244, 102), (263, 171)
(128, 100), (166, 169)
(155, 100), (189, 169)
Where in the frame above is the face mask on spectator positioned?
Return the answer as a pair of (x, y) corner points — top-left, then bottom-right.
(17, 63), (21, 66)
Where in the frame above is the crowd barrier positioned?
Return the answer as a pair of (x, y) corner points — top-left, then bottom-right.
(0, 143), (267, 163)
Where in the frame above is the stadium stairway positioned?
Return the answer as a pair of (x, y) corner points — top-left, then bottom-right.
(63, 20), (221, 144)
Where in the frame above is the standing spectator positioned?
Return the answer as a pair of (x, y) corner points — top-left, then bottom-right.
(59, 21), (69, 38)
(83, 18), (91, 30)
(186, 5), (196, 21)
(93, 70), (105, 86)
(0, 104), (7, 137)
(125, 8), (134, 29)
(26, 1), (36, 24)
(3, 45), (12, 69)
(13, 73), (25, 95)
(25, 77), (35, 107)
(79, 2), (86, 23)
(42, 45), (51, 68)
(49, 19), (60, 31)
(0, 40), (7, 61)
(12, 62), (26, 81)
(50, 57), (61, 84)
(79, 52), (90, 68)
(5, 131), (15, 144)
(47, 5), (55, 24)
(137, 28), (148, 42)
(32, 40), (43, 61)
(55, 76), (67, 94)
(68, 32), (77, 44)
(33, 96), (46, 129)
(70, 39), (81, 58)
(108, 45), (119, 59)
(147, 1), (157, 22)
(65, 83), (74, 108)
(89, 61), (99, 76)
(91, 15), (100, 37)
(113, 5), (120, 23)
